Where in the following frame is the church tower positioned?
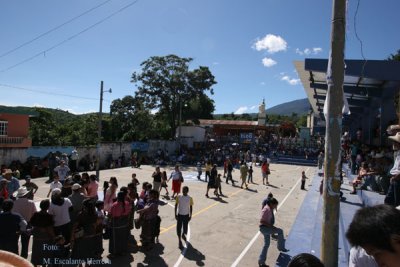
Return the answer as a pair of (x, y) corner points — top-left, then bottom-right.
(258, 99), (266, 125)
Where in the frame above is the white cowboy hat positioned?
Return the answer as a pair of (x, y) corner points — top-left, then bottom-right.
(71, 183), (81, 190)
(12, 187), (31, 198)
(388, 132), (400, 143)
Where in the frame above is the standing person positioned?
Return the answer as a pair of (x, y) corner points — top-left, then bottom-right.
(71, 199), (99, 265)
(248, 165), (254, 184)
(87, 174), (99, 201)
(108, 191), (131, 258)
(70, 149), (79, 173)
(47, 174), (62, 197)
(317, 152), (324, 170)
(48, 188), (73, 244)
(205, 160), (212, 182)
(216, 174), (224, 196)
(22, 175), (38, 198)
(175, 186), (193, 249)
(48, 152), (57, 182)
(261, 160), (270, 185)
(223, 159), (228, 178)
(0, 169), (20, 197)
(54, 160), (70, 184)
(205, 164), (218, 198)
(0, 199), (27, 254)
(196, 162), (202, 180)
(168, 165), (184, 199)
(160, 171), (169, 196)
(240, 161), (249, 189)
(136, 190), (160, 251)
(68, 184), (85, 225)
(152, 166), (162, 192)
(30, 199), (55, 267)
(12, 187), (37, 259)
(104, 177), (118, 213)
(258, 197), (288, 267)
(301, 171), (308, 190)
(346, 204), (400, 267)
(226, 159), (235, 186)
(0, 179), (9, 199)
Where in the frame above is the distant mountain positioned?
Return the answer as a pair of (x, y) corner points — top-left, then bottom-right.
(266, 98), (310, 116)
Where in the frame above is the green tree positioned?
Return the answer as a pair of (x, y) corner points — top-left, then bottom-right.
(131, 54), (217, 138)
(184, 94), (215, 124)
(29, 108), (58, 146)
(388, 49), (400, 61)
(110, 95), (156, 141)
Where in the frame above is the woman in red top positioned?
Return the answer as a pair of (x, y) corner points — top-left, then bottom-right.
(108, 191), (130, 258)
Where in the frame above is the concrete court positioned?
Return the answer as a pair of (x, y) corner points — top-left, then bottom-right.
(26, 163), (316, 267)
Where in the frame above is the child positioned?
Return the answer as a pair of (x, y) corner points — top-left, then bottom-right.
(301, 171), (308, 190)
(160, 171), (169, 196)
(247, 166), (254, 183)
(132, 173), (140, 187)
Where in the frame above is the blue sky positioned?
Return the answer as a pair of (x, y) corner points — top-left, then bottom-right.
(0, 0), (399, 115)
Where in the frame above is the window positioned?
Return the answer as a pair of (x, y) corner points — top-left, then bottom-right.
(0, 121), (8, 136)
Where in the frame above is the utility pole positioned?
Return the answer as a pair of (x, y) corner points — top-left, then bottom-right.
(96, 81), (112, 180)
(178, 96), (182, 153)
(321, 1), (346, 267)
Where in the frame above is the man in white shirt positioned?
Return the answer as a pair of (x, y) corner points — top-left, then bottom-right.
(54, 160), (70, 184)
(47, 175), (62, 197)
(175, 186), (193, 249)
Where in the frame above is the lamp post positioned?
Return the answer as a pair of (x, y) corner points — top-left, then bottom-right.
(96, 81), (112, 180)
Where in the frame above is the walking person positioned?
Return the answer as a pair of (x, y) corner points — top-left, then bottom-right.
(226, 160), (235, 186)
(258, 197), (288, 267)
(168, 165), (184, 199)
(205, 164), (218, 197)
(160, 171), (169, 196)
(301, 171), (308, 190)
(175, 186), (193, 249)
(240, 161), (249, 189)
(216, 174), (224, 196)
(196, 162), (202, 180)
(54, 160), (70, 185)
(108, 191), (130, 258)
(247, 165), (254, 184)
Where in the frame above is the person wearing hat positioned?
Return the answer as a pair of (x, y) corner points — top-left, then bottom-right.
(48, 188), (73, 244)
(0, 169), (20, 198)
(68, 183), (85, 225)
(12, 187), (37, 259)
(0, 199), (27, 254)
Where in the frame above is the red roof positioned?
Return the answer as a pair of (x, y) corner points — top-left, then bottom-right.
(199, 119), (258, 126)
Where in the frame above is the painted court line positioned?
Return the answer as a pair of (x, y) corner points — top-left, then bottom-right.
(230, 167), (310, 267)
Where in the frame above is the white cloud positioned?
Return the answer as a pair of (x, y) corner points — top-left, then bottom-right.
(296, 47), (323, 55)
(33, 103), (46, 108)
(253, 34), (287, 54)
(250, 105), (257, 110)
(313, 47), (323, 54)
(212, 62), (219, 65)
(260, 82), (266, 86)
(281, 75), (300, 86)
(234, 106), (248, 114)
(262, 57), (277, 67)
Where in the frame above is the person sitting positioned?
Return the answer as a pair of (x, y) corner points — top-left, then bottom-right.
(346, 204), (400, 267)
(350, 162), (376, 194)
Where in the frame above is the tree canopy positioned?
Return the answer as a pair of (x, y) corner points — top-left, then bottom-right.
(131, 54), (217, 138)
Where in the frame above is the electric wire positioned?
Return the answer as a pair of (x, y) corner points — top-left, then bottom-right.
(0, 0), (113, 59)
(0, 0), (140, 74)
(0, 82), (108, 101)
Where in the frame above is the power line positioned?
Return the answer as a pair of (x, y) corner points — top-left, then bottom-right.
(0, 82), (102, 101)
(0, 0), (113, 59)
(0, 0), (140, 74)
